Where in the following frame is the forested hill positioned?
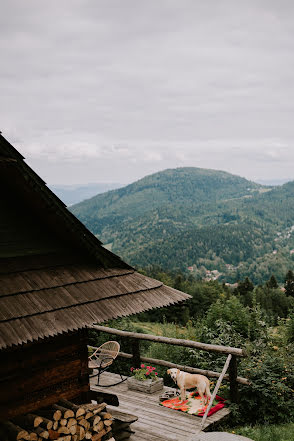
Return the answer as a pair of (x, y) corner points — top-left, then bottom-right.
(70, 168), (294, 284)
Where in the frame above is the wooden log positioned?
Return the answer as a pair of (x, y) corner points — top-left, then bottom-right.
(78, 419), (90, 431)
(81, 403), (106, 415)
(50, 407), (62, 422)
(39, 418), (53, 431)
(89, 416), (101, 427)
(85, 391), (118, 407)
(69, 424), (77, 436)
(0, 421), (30, 441)
(98, 412), (112, 421)
(103, 420), (112, 427)
(52, 422), (58, 431)
(57, 426), (70, 435)
(91, 325), (246, 356)
(91, 426), (111, 441)
(12, 414), (44, 430)
(52, 404), (74, 420)
(29, 426), (49, 439)
(35, 410), (59, 422)
(29, 432), (38, 441)
(93, 421), (104, 433)
(76, 425), (85, 440)
(47, 430), (59, 440)
(84, 411), (94, 420)
(85, 432), (92, 440)
(67, 418), (77, 429)
(58, 399), (85, 419)
(59, 419), (67, 427)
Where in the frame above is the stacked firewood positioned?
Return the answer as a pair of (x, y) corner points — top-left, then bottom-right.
(0, 399), (115, 441)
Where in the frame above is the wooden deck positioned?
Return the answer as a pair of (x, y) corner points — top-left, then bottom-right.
(90, 372), (231, 441)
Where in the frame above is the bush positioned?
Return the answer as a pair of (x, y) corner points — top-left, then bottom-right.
(239, 347), (294, 424)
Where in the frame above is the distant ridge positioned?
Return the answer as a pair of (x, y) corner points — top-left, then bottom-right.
(50, 182), (122, 205)
(70, 167), (294, 284)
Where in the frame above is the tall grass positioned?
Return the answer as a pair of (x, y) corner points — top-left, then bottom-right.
(232, 423), (294, 441)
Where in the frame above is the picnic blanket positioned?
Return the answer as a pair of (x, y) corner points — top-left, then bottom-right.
(160, 391), (226, 417)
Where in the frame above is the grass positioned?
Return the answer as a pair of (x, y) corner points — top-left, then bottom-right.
(229, 423), (294, 441)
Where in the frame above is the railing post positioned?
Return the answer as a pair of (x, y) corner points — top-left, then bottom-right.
(228, 355), (239, 403)
(131, 338), (141, 368)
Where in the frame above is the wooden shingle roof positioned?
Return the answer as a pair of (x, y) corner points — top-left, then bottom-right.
(0, 134), (190, 350)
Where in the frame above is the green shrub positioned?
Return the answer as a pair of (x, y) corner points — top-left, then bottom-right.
(239, 344), (294, 424)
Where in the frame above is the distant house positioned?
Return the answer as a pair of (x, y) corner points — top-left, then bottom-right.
(0, 133), (190, 420)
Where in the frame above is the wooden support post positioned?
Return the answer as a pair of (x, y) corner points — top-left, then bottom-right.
(229, 355), (239, 404)
(131, 338), (140, 368)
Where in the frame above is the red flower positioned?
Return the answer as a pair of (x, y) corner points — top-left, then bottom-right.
(141, 363), (145, 368)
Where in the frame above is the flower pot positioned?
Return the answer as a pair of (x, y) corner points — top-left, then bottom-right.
(127, 376), (164, 394)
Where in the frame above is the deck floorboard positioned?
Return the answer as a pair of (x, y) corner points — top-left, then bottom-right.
(90, 372), (230, 441)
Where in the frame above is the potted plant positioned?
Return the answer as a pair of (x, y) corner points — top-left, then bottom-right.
(127, 364), (164, 393)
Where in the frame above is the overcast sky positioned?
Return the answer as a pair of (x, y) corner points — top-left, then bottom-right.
(1, 0), (294, 185)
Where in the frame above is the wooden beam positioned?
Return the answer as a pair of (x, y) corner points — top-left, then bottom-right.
(91, 325), (245, 356)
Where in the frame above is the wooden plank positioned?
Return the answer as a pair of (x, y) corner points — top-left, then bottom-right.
(199, 354), (232, 434)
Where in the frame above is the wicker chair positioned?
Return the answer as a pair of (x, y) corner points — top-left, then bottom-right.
(88, 341), (127, 386)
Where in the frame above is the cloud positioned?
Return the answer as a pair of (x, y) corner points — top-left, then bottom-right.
(0, 1), (294, 183)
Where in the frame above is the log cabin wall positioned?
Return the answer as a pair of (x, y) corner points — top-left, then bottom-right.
(0, 329), (89, 420)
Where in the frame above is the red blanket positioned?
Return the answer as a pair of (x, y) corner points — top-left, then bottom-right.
(160, 391), (226, 417)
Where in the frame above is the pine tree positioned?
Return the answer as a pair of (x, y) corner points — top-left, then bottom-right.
(284, 270), (294, 297)
(267, 274), (278, 289)
(236, 277), (254, 295)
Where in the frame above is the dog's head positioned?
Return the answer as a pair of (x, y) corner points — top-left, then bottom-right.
(167, 368), (180, 383)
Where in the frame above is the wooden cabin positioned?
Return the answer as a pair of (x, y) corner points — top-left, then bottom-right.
(0, 133), (190, 425)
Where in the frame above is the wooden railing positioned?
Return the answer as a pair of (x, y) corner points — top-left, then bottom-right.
(91, 325), (249, 404)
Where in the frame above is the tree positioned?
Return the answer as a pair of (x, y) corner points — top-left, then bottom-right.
(284, 270), (294, 297)
(236, 277), (254, 295)
(266, 274), (278, 289)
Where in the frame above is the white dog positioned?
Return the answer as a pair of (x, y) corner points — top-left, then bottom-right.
(167, 368), (211, 404)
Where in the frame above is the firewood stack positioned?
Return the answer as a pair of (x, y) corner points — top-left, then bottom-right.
(0, 399), (115, 441)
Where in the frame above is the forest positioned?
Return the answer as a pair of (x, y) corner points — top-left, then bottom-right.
(71, 167), (294, 284)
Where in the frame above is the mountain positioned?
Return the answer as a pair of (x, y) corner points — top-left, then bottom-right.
(70, 168), (294, 284)
(49, 182), (122, 206)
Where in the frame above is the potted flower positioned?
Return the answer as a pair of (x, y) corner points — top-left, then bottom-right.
(127, 364), (164, 393)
